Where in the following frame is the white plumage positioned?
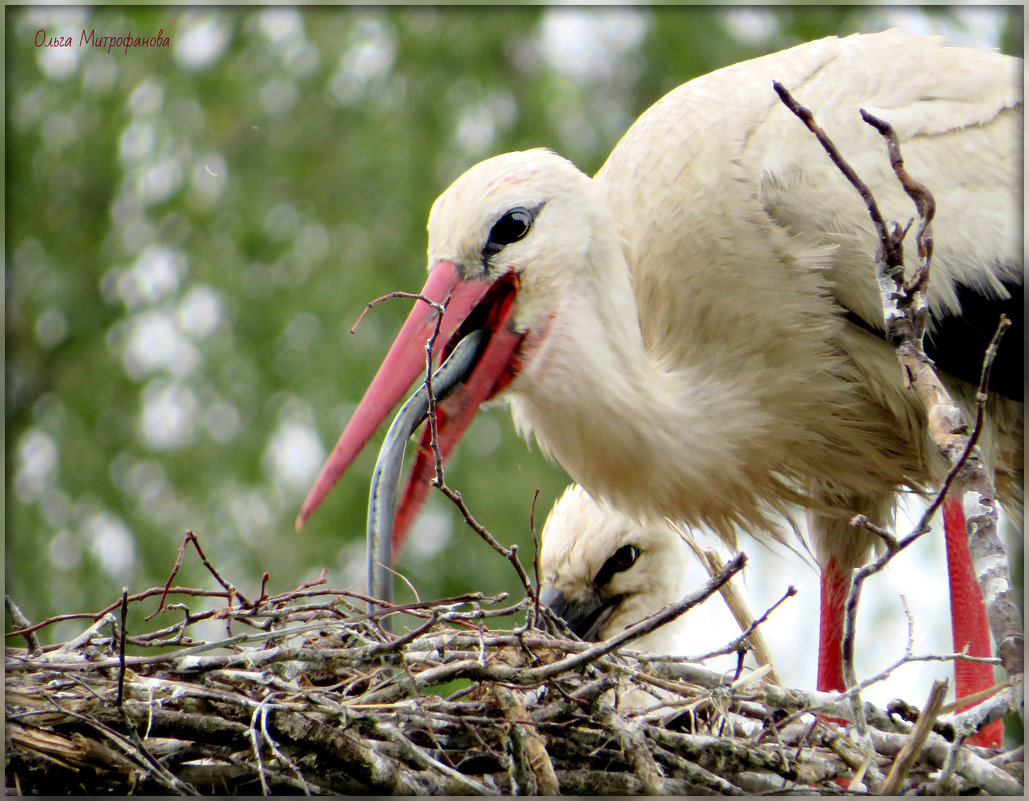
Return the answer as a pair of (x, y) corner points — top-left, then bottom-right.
(539, 484), (692, 655)
(300, 30), (1022, 744)
(424, 31), (1022, 557)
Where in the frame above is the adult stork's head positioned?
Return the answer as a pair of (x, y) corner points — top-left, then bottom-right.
(296, 149), (628, 533)
(539, 485), (690, 654)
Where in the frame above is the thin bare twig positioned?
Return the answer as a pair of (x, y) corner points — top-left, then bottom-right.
(350, 290), (445, 335)
(530, 489), (543, 629)
(772, 80), (897, 266)
(151, 530), (249, 620)
(435, 482), (537, 603)
(116, 588), (128, 709)
(774, 80), (1021, 742)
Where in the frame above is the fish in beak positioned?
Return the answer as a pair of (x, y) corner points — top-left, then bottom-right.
(295, 260), (526, 549)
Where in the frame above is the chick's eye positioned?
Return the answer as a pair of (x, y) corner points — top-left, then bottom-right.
(609, 545), (641, 573)
(482, 206), (536, 262)
(593, 544), (641, 587)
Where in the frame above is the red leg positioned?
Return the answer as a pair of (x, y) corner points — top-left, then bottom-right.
(818, 557), (848, 693)
(817, 557), (854, 782)
(943, 496), (1003, 748)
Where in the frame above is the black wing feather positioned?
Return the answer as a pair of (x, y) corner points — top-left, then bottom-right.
(843, 276), (1023, 402)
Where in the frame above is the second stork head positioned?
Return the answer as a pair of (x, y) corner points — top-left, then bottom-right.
(539, 484), (691, 654)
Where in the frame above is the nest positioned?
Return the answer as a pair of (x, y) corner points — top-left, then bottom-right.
(5, 536), (1023, 796)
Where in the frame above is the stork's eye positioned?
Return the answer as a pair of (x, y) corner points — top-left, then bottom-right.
(593, 544), (642, 587)
(482, 206), (537, 263)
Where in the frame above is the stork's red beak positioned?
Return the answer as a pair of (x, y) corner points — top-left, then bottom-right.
(295, 260), (525, 538)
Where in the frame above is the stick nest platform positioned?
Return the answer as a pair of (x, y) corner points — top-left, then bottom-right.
(5, 558), (1022, 796)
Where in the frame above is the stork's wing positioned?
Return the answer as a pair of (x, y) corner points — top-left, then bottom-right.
(749, 33), (1023, 402)
(841, 278), (1023, 402)
(597, 31), (1021, 399)
(928, 280), (1023, 401)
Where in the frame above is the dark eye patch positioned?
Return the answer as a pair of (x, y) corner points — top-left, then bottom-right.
(592, 544), (641, 588)
(481, 204), (543, 264)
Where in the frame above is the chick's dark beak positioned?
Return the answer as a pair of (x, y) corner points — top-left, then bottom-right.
(539, 584), (622, 641)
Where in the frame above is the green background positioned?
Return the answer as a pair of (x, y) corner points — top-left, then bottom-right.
(6, 7), (1021, 651)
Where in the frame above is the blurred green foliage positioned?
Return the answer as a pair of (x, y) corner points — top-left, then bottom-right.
(6, 6), (1020, 643)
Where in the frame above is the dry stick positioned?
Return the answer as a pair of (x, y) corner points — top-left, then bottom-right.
(506, 551), (746, 684)
(881, 679), (949, 794)
(353, 287), (521, 620)
(769, 90), (892, 762)
(689, 584), (795, 669)
(350, 290), (443, 336)
(355, 554), (748, 707)
(772, 82), (897, 265)
(47, 695), (201, 795)
(529, 488), (543, 630)
(8, 572), (343, 645)
(691, 545), (789, 685)
(843, 319), (1010, 699)
(9, 592), (514, 675)
(419, 296), (448, 487)
(940, 682), (1016, 745)
(859, 110), (934, 296)
(5, 595), (40, 654)
(435, 477), (536, 603)
(116, 588), (129, 709)
(7, 586), (234, 640)
(255, 572), (271, 611)
(597, 706), (669, 795)
(10, 602), (1017, 795)
(52, 612), (119, 655)
(379, 725), (494, 795)
(491, 684), (560, 795)
(248, 701), (271, 796)
(775, 81), (1021, 735)
(257, 702), (313, 796)
(860, 110), (1021, 706)
(772, 81), (931, 791)
(151, 530), (250, 619)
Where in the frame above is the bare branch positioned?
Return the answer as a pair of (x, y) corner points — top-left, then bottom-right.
(882, 679), (948, 794)
(775, 79), (1022, 742)
(350, 290), (445, 335)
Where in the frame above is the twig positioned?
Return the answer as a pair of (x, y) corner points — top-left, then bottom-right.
(116, 588), (128, 709)
(434, 482), (536, 602)
(774, 80), (1021, 738)
(881, 679), (948, 794)
(380, 725), (495, 795)
(151, 530), (249, 619)
(248, 701), (271, 796)
(45, 696), (201, 795)
(691, 571), (795, 681)
(350, 290), (445, 336)
(258, 701), (313, 796)
(5, 595), (40, 654)
(8, 544), (1021, 795)
(857, 112), (1021, 690)
(526, 552), (747, 683)
(491, 684), (560, 795)
(771, 81), (897, 266)
(530, 488), (543, 629)
(859, 109), (935, 296)
(53, 612), (119, 655)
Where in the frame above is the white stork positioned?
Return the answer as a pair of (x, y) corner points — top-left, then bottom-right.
(298, 31), (1023, 747)
(539, 483), (693, 655)
(540, 483), (784, 685)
